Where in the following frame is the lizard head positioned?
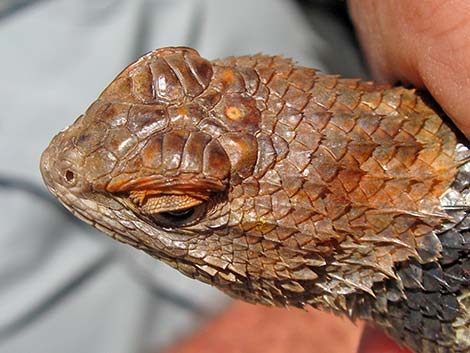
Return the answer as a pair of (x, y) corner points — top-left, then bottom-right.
(41, 47), (319, 307)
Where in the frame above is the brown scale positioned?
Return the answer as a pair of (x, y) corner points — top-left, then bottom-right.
(41, 47), (470, 353)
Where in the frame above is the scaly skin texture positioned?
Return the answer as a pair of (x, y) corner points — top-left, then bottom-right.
(40, 47), (470, 353)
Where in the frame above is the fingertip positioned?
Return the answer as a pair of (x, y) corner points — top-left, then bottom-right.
(348, 0), (470, 139)
(358, 326), (414, 353)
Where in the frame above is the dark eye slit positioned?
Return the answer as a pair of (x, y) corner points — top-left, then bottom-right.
(159, 207), (195, 222)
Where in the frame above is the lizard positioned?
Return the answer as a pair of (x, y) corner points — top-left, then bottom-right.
(40, 47), (470, 353)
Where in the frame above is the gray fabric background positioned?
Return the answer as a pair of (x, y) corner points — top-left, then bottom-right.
(0, 1), (365, 352)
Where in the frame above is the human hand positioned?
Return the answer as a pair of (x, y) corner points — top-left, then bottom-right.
(358, 326), (413, 353)
(348, 0), (470, 137)
(347, 1), (470, 351)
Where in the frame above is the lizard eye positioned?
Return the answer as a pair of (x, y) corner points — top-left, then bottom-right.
(128, 191), (210, 228)
(151, 203), (206, 228)
(159, 207), (195, 223)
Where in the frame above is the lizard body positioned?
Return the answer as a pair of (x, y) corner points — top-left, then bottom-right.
(40, 47), (470, 353)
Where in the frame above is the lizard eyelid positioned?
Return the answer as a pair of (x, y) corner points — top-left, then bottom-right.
(128, 192), (209, 228)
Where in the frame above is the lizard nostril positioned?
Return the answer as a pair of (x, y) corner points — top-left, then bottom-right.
(64, 170), (75, 183)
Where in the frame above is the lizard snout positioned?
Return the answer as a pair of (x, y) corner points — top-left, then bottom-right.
(40, 127), (90, 200)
